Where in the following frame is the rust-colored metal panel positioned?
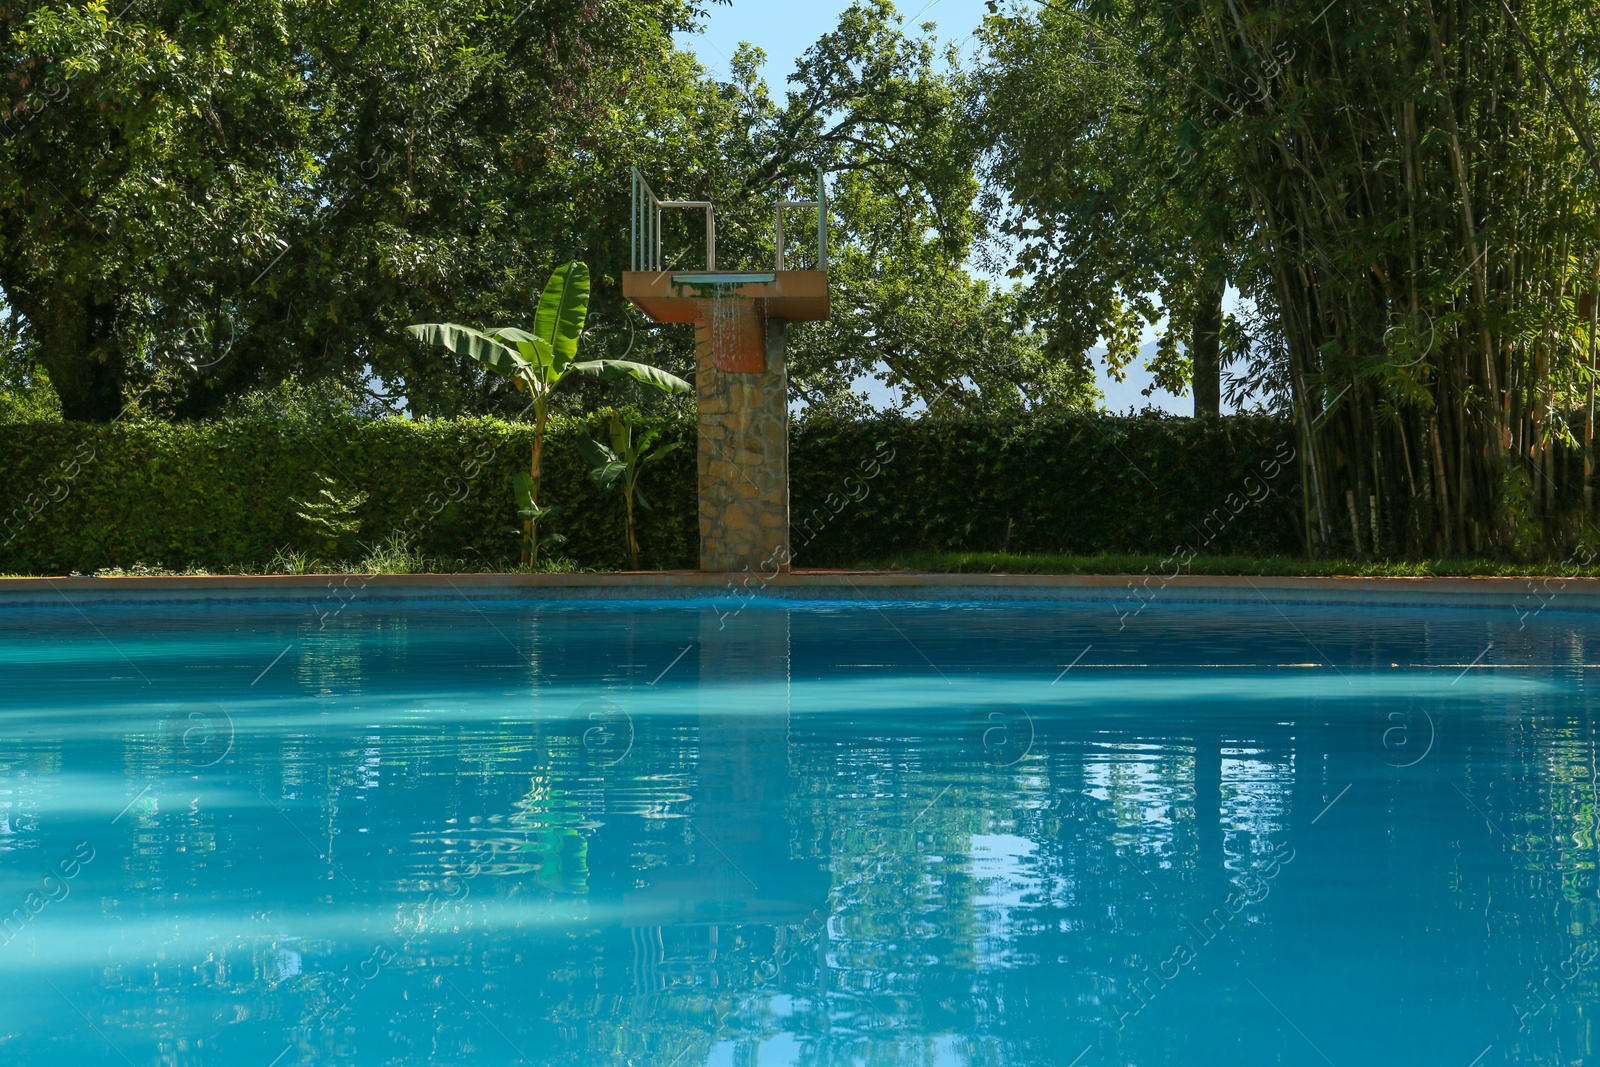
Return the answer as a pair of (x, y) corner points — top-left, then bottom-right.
(621, 271), (830, 325)
(622, 270), (829, 375)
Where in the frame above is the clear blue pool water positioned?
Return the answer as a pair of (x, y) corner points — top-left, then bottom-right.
(1, 594), (1596, 1066)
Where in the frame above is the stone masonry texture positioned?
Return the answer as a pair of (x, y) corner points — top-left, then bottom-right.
(696, 315), (789, 572)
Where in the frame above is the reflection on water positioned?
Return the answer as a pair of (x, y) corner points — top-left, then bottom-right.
(1, 597), (1597, 1066)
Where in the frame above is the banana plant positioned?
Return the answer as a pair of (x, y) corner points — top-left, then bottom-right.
(408, 262), (691, 566)
(511, 471), (565, 560)
(578, 409), (683, 570)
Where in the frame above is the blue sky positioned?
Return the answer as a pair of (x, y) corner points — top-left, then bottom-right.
(673, 0), (1190, 414)
(675, 0), (995, 85)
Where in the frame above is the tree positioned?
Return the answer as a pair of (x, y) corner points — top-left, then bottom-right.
(0, 0), (307, 420)
(1145, 0), (1600, 555)
(238, 0), (728, 421)
(701, 1), (1098, 415)
(1, 0), (725, 421)
(967, 1), (1247, 417)
(4, 0), (1097, 426)
(789, 243), (1097, 416)
(971, 0), (1600, 554)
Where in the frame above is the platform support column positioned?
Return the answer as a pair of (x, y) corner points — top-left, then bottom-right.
(696, 316), (790, 573)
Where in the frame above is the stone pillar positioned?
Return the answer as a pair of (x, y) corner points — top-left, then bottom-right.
(695, 310), (789, 573)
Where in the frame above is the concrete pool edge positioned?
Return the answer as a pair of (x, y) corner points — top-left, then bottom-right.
(0, 571), (1593, 611)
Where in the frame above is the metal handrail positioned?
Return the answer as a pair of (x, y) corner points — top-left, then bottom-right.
(631, 166), (828, 273)
(661, 201), (715, 272)
(632, 167), (715, 272)
(775, 167), (828, 271)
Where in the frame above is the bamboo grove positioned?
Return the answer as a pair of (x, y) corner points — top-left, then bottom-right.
(1194, 0), (1600, 558)
(977, 0), (1600, 557)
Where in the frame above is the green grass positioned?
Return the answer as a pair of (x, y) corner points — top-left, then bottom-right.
(9, 549), (1599, 580)
(59, 558), (588, 578)
(867, 551), (1600, 579)
(7, 537), (593, 578)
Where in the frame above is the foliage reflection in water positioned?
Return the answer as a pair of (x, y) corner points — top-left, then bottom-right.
(0, 597), (1596, 1066)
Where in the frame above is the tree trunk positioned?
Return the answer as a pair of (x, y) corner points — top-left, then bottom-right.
(1586, 287), (1598, 518)
(527, 397), (548, 566)
(33, 292), (124, 422)
(1191, 278), (1224, 417)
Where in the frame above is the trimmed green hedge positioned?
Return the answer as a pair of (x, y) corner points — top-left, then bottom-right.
(0, 413), (1300, 574)
(0, 416), (699, 573)
(790, 414), (1300, 565)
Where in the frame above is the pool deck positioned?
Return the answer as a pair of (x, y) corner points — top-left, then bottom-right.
(0, 570), (1597, 611)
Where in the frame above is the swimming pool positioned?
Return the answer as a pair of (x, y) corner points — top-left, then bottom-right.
(2, 594), (1595, 1065)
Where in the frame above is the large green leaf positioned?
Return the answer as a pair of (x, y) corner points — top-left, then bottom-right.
(577, 435), (626, 488)
(486, 327), (538, 344)
(512, 471), (536, 512)
(534, 262), (590, 370)
(635, 425), (663, 453)
(515, 337), (556, 372)
(640, 440), (683, 467)
(408, 324), (530, 379)
(569, 359), (693, 395)
(575, 434), (613, 467)
(606, 411), (631, 457)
